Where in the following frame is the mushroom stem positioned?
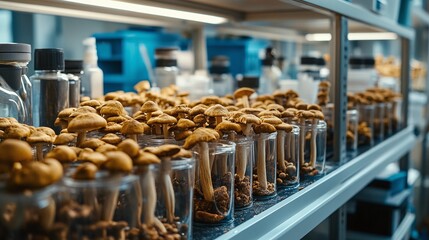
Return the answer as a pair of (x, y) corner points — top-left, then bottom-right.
(199, 141), (214, 201)
(215, 116), (223, 126)
(76, 131), (86, 147)
(162, 124), (169, 139)
(101, 174), (120, 222)
(286, 131), (292, 160)
(241, 96), (250, 108)
(299, 119), (306, 166)
(243, 124), (253, 136)
(257, 134), (268, 190)
(236, 143), (247, 180)
(160, 157), (175, 223)
(38, 197), (56, 230)
(276, 130), (286, 172)
(309, 119), (318, 168)
(132, 178), (143, 228)
(146, 112), (152, 122)
(35, 143), (44, 161)
(178, 113), (186, 119)
(155, 125), (162, 135)
(129, 134), (137, 142)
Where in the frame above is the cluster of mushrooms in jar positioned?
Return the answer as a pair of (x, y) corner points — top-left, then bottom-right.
(2, 77), (390, 239)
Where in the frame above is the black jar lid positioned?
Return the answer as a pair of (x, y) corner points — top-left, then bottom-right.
(349, 57), (375, 67)
(34, 48), (64, 71)
(301, 56), (325, 66)
(237, 76), (259, 89)
(0, 43), (31, 62)
(64, 60), (84, 74)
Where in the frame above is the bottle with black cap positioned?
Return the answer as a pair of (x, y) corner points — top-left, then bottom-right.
(209, 55), (234, 96)
(62, 60), (83, 107)
(30, 48), (69, 133)
(0, 43), (32, 124)
(260, 47), (282, 94)
(154, 47), (179, 89)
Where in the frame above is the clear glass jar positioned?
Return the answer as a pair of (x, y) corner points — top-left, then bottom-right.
(374, 103), (385, 140)
(0, 43), (32, 124)
(253, 132), (277, 199)
(154, 48), (179, 89)
(193, 140), (235, 224)
(392, 98), (402, 131)
(0, 186), (58, 239)
(63, 60), (83, 108)
(153, 157), (195, 238)
(299, 56), (327, 81)
(59, 171), (139, 239)
(347, 109), (359, 153)
(31, 49), (69, 134)
(384, 102), (393, 137)
(230, 136), (254, 209)
(296, 121), (327, 178)
(277, 125), (300, 188)
(357, 104), (375, 146)
(138, 135), (183, 148)
(210, 56), (234, 96)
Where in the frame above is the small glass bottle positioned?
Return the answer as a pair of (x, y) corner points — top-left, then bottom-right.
(209, 55), (234, 96)
(30, 48), (69, 133)
(154, 47), (179, 89)
(63, 60), (83, 107)
(0, 43), (32, 124)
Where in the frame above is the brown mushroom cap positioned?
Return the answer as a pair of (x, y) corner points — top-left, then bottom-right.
(204, 104), (228, 117)
(295, 103), (308, 110)
(68, 113), (107, 133)
(261, 116), (283, 125)
(101, 151), (133, 173)
(121, 119), (144, 135)
(281, 110), (295, 118)
(80, 99), (102, 108)
(80, 138), (106, 150)
(134, 80), (151, 93)
(237, 114), (262, 125)
(172, 104), (191, 115)
(215, 120), (241, 133)
(183, 127), (220, 149)
(106, 115), (129, 123)
(69, 106), (97, 118)
(70, 146), (83, 156)
(143, 144), (181, 158)
(226, 106), (239, 112)
(200, 96), (222, 105)
(275, 123), (294, 132)
(46, 146), (77, 163)
(58, 107), (76, 119)
(297, 110), (315, 119)
(174, 130), (192, 141)
(100, 100), (127, 116)
(172, 148), (193, 159)
(0, 139), (33, 163)
(101, 122), (122, 133)
(254, 122), (277, 134)
(176, 118), (195, 129)
(307, 104), (322, 111)
(9, 158), (63, 189)
(5, 124), (31, 139)
(193, 114), (206, 124)
(234, 87), (255, 99)
(72, 162), (98, 180)
(101, 133), (122, 145)
(0, 117), (14, 130)
(134, 151), (161, 166)
(310, 110), (325, 120)
(117, 139), (140, 158)
(96, 144), (118, 153)
(240, 107), (262, 116)
(258, 110), (274, 118)
(79, 151), (107, 166)
(319, 81), (331, 88)
(147, 113), (177, 125)
(190, 104), (208, 116)
(27, 131), (54, 144)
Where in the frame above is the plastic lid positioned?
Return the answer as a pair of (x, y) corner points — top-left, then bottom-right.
(64, 60), (84, 73)
(155, 47), (179, 54)
(0, 43), (31, 62)
(349, 57), (375, 67)
(34, 48), (64, 71)
(237, 76), (259, 89)
(301, 56), (325, 66)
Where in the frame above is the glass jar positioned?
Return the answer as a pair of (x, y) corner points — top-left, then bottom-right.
(0, 43), (32, 124)
(153, 157), (195, 238)
(299, 56), (327, 81)
(296, 121), (327, 178)
(138, 135), (183, 148)
(392, 98), (402, 131)
(348, 57), (378, 93)
(277, 125), (300, 189)
(63, 60), (83, 108)
(59, 171), (139, 239)
(384, 102), (393, 137)
(193, 141), (235, 224)
(374, 103), (385, 140)
(0, 186), (58, 239)
(154, 48), (179, 89)
(210, 56), (234, 96)
(347, 109), (359, 153)
(30, 49), (69, 134)
(253, 132), (277, 200)
(356, 104), (375, 146)
(230, 136), (254, 209)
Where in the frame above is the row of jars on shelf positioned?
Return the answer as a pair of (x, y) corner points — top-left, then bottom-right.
(0, 119), (327, 240)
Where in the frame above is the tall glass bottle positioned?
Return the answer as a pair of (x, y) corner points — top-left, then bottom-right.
(154, 47), (179, 89)
(30, 48), (69, 133)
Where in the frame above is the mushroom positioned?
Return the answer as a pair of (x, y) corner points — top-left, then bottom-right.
(274, 123), (293, 173)
(100, 151), (133, 221)
(80, 138), (106, 150)
(46, 145), (77, 168)
(117, 139), (140, 159)
(204, 104), (228, 126)
(143, 144), (181, 223)
(296, 110), (315, 167)
(99, 100), (127, 117)
(0, 139), (33, 177)
(27, 131), (54, 161)
(101, 133), (122, 145)
(121, 119), (144, 142)
(134, 80), (151, 94)
(253, 123), (277, 192)
(72, 162), (98, 180)
(78, 151), (107, 167)
(215, 121), (243, 177)
(237, 114), (261, 136)
(183, 128), (220, 201)
(308, 110), (324, 168)
(174, 118), (196, 141)
(234, 88), (255, 108)
(140, 101), (160, 122)
(133, 151), (165, 231)
(147, 113), (177, 138)
(96, 143), (117, 153)
(67, 113), (107, 147)
(4, 124), (30, 140)
(172, 104), (191, 119)
(54, 133), (76, 145)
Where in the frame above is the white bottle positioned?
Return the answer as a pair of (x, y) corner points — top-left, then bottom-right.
(82, 37), (103, 99)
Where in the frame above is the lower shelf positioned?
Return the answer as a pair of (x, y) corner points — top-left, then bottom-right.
(192, 126), (416, 240)
(347, 212), (416, 240)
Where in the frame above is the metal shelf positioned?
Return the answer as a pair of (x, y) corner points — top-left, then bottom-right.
(347, 212), (416, 240)
(192, 127), (416, 240)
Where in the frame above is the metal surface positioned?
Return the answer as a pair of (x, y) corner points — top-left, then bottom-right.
(329, 206), (347, 240)
(216, 127), (415, 240)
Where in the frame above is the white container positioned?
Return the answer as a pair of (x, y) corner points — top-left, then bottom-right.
(348, 57), (378, 93)
(82, 37), (104, 98)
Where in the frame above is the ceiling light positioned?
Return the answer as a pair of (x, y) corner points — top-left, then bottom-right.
(62, 0), (228, 24)
(305, 32), (398, 41)
(305, 33), (332, 41)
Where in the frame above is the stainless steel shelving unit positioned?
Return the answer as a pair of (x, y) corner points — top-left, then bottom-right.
(0, 0), (417, 239)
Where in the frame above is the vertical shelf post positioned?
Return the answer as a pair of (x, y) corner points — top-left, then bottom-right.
(193, 25), (207, 71)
